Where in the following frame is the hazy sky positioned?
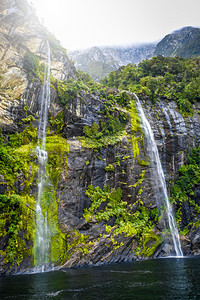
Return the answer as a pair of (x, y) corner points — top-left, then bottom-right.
(29, 0), (200, 50)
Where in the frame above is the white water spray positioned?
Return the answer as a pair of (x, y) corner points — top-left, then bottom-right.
(34, 41), (52, 271)
(134, 94), (183, 257)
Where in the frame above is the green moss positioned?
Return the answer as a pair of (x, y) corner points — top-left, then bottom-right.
(115, 156), (121, 166)
(129, 100), (142, 159)
(33, 196), (68, 267)
(79, 131), (126, 150)
(50, 231), (67, 263)
(33, 134), (69, 266)
(46, 135), (69, 186)
(45, 193), (67, 265)
(140, 232), (162, 257)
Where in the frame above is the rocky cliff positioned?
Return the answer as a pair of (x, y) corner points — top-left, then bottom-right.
(1, 0), (200, 276)
(69, 44), (155, 81)
(55, 95), (200, 269)
(0, 0), (76, 129)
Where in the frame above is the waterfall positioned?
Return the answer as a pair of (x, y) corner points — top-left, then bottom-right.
(34, 41), (52, 271)
(134, 94), (183, 257)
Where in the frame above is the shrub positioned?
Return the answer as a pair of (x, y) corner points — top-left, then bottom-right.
(105, 164), (115, 172)
(23, 52), (40, 76)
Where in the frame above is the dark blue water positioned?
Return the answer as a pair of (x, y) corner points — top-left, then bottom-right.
(1, 257), (200, 299)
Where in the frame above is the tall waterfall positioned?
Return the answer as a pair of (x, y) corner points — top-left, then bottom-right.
(34, 41), (52, 271)
(134, 94), (183, 257)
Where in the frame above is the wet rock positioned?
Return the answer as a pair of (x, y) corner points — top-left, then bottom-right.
(190, 228), (200, 252)
(1, 0), (200, 274)
(194, 185), (200, 206)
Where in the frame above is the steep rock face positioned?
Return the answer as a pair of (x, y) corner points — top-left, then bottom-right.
(1, 1), (200, 275)
(0, 0), (76, 129)
(47, 88), (200, 268)
(0, 0), (77, 275)
(136, 98), (200, 255)
(1, 40), (200, 271)
(142, 99), (200, 178)
(56, 130), (148, 267)
(1, 66), (200, 273)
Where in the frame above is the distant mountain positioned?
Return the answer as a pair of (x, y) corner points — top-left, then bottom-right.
(69, 26), (200, 81)
(69, 44), (156, 81)
(154, 26), (200, 58)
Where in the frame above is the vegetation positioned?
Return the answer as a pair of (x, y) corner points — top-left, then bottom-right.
(101, 56), (200, 115)
(0, 194), (35, 267)
(56, 79), (84, 106)
(170, 147), (200, 234)
(55, 71), (108, 107)
(105, 164), (115, 172)
(0, 125), (39, 268)
(46, 134), (69, 187)
(129, 100), (142, 159)
(83, 185), (162, 257)
(0, 120), (70, 269)
(5, 28), (200, 269)
(0, 125), (38, 188)
(23, 52), (40, 77)
(33, 134), (69, 265)
(46, 31), (68, 56)
(78, 92), (130, 150)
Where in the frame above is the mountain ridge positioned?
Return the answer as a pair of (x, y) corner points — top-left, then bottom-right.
(69, 43), (156, 81)
(69, 26), (200, 81)
(154, 26), (200, 58)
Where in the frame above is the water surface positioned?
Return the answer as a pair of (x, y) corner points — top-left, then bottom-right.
(1, 257), (200, 299)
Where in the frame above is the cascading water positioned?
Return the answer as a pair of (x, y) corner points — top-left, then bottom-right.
(134, 94), (183, 257)
(34, 41), (52, 271)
